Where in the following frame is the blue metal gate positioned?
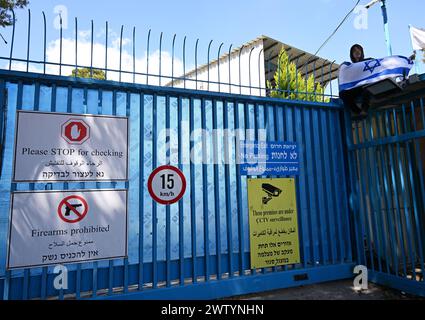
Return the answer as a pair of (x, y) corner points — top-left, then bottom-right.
(345, 85), (425, 297)
(0, 69), (355, 300)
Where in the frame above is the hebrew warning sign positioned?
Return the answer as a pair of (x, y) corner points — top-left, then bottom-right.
(247, 178), (300, 269)
(7, 189), (128, 269)
(13, 111), (128, 182)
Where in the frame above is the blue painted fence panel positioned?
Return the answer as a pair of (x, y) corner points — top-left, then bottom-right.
(0, 70), (353, 300)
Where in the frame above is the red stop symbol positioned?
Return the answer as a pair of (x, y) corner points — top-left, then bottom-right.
(61, 119), (90, 144)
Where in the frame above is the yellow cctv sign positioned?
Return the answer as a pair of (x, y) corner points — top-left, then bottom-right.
(248, 178), (300, 269)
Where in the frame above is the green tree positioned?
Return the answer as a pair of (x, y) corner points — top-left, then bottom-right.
(267, 47), (327, 102)
(71, 68), (106, 80)
(0, 0), (29, 27)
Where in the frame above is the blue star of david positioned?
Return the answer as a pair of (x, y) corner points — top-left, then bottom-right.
(363, 59), (381, 74)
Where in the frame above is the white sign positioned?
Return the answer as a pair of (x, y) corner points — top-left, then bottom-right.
(7, 189), (128, 269)
(13, 111), (128, 182)
(147, 165), (186, 205)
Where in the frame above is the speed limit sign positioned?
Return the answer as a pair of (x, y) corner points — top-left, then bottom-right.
(147, 165), (186, 205)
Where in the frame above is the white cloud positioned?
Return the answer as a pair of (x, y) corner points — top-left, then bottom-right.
(4, 32), (185, 86)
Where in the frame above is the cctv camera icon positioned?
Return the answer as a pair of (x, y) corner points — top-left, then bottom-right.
(262, 183), (282, 204)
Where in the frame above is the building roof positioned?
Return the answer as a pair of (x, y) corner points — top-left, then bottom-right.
(166, 35), (340, 87)
(261, 35), (340, 85)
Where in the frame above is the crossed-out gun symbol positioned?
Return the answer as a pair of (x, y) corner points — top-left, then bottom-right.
(64, 203), (82, 216)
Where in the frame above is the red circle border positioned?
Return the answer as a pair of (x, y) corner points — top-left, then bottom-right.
(57, 195), (89, 223)
(147, 165), (186, 205)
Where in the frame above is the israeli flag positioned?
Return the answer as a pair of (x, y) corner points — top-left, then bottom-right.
(338, 56), (414, 92)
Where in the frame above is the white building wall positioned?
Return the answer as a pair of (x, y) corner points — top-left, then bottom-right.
(172, 39), (266, 96)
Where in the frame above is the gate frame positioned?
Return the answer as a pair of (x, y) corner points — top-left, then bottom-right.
(0, 69), (356, 300)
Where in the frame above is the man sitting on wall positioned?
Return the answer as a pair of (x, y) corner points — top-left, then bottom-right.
(339, 44), (415, 119)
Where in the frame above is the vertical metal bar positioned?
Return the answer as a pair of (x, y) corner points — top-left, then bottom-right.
(344, 112), (365, 266)
(146, 29), (151, 85)
(295, 105), (310, 268)
(363, 115), (383, 272)
(26, 9), (31, 72)
(58, 84), (73, 300)
(258, 49), (264, 95)
(234, 101), (245, 276)
(366, 115), (386, 272)
(123, 92), (130, 294)
(42, 11), (46, 74)
(159, 32), (163, 86)
(201, 98), (209, 281)
(304, 61), (309, 100)
(335, 112), (354, 264)
(19, 83), (29, 301)
(207, 41), (213, 91)
(384, 110), (407, 276)
(189, 97), (197, 283)
(354, 119), (376, 271)
(399, 104), (418, 279)
(286, 54), (292, 98)
(244, 102), (256, 275)
(74, 17), (78, 77)
(212, 99), (221, 279)
(105, 21), (108, 79)
(138, 93), (145, 290)
(374, 112), (398, 274)
(320, 62), (325, 102)
(165, 95), (171, 287)
(304, 108), (319, 265)
(238, 45), (244, 95)
(84, 86), (95, 298)
(265, 102), (278, 273)
(317, 108), (334, 264)
(253, 103), (266, 274)
(310, 108), (328, 264)
(223, 101), (234, 278)
(391, 108), (414, 277)
(90, 20), (94, 78)
(266, 52), (272, 95)
(59, 13), (63, 76)
(119, 25), (123, 82)
(228, 45), (233, 94)
(108, 90), (118, 296)
(8, 10), (15, 70)
(248, 47), (255, 96)
(312, 61), (317, 101)
(329, 62), (335, 98)
(217, 43), (223, 93)
(295, 58), (300, 99)
(133, 27), (136, 83)
(327, 110), (345, 263)
(171, 34), (176, 87)
(178, 96), (184, 285)
(183, 36), (187, 89)
(195, 39), (199, 89)
(152, 93), (158, 288)
(277, 50), (281, 96)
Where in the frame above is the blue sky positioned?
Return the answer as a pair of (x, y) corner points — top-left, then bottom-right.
(0, 0), (424, 75)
